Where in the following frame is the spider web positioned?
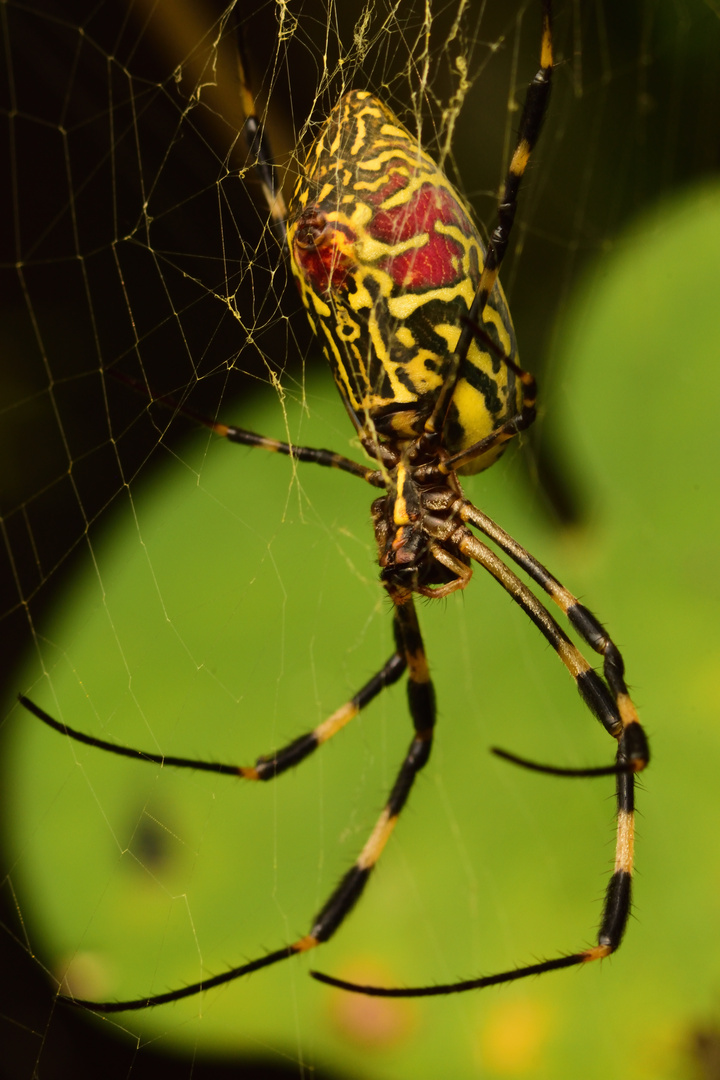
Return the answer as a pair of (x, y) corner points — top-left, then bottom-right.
(2, 2), (720, 1078)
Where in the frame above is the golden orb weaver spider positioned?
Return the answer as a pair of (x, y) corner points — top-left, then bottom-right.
(20, 0), (649, 1010)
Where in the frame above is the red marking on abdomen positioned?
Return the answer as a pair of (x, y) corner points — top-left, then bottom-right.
(369, 184), (475, 291)
(292, 210), (356, 295)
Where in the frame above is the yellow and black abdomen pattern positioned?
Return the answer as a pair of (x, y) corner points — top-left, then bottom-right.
(287, 90), (519, 473)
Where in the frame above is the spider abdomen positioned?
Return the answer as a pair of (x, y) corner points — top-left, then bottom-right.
(287, 90), (521, 473)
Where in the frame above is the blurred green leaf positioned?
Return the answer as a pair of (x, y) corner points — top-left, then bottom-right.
(6, 181), (720, 1078)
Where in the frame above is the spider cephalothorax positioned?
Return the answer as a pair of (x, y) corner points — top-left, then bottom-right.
(368, 447), (471, 596)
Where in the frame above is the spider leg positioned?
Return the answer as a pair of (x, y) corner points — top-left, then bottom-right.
(425, 0), (552, 435)
(310, 547), (636, 999)
(57, 600), (432, 1012)
(108, 369), (384, 486)
(216, 421), (383, 485)
(457, 531), (634, 748)
(230, 8), (288, 244)
(490, 746), (625, 778)
(311, 757), (633, 998)
(460, 503), (648, 771)
(20, 651), (404, 784)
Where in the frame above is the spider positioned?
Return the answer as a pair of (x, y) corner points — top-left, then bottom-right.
(20, 0), (648, 1010)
